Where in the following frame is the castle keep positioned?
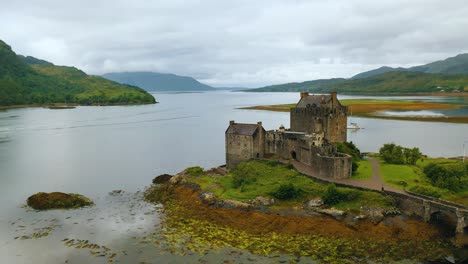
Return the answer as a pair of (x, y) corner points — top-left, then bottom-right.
(226, 92), (352, 179)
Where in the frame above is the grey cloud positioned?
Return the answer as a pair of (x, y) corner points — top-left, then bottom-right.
(1, 0), (468, 87)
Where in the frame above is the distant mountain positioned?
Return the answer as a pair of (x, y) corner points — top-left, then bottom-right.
(352, 53), (468, 79)
(213, 86), (250, 91)
(0, 39), (155, 106)
(102, 72), (215, 92)
(244, 78), (346, 92)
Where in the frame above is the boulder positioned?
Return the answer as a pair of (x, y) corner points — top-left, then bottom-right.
(305, 198), (323, 208)
(367, 208), (385, 224)
(200, 192), (217, 205)
(251, 196), (275, 206)
(169, 174), (185, 185)
(317, 207), (346, 219)
(221, 199), (251, 210)
(27, 192), (94, 210)
(152, 174), (173, 184)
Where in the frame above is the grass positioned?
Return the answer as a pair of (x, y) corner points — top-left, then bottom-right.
(350, 159), (373, 180)
(185, 161), (393, 211)
(377, 157), (467, 206)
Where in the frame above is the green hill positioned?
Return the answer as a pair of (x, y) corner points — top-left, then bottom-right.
(352, 53), (468, 79)
(246, 53), (468, 94)
(409, 53), (468, 74)
(102, 72), (215, 92)
(244, 78), (345, 92)
(0, 40), (155, 106)
(322, 71), (468, 93)
(351, 66), (407, 79)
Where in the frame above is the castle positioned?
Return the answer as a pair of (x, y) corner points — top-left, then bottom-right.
(225, 92), (353, 179)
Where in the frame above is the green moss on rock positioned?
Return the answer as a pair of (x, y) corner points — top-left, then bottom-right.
(27, 192), (94, 210)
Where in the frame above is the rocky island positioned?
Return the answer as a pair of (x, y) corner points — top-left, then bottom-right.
(27, 192), (94, 210)
(142, 93), (467, 263)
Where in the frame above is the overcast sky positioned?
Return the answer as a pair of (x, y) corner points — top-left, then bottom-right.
(2, 0), (468, 87)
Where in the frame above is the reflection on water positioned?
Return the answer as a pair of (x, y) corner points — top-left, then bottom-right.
(377, 110), (446, 117)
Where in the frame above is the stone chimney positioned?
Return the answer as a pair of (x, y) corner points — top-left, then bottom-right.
(331, 92), (337, 106)
(230, 120), (235, 126)
(300, 92), (309, 99)
(257, 121), (262, 128)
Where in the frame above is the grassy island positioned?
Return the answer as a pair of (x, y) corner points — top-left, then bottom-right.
(144, 160), (460, 263)
(241, 99), (468, 123)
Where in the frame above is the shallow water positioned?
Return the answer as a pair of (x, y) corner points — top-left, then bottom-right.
(377, 110), (446, 117)
(0, 91), (466, 263)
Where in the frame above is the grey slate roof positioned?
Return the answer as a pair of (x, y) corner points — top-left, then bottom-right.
(296, 95), (331, 108)
(226, 123), (259, 136)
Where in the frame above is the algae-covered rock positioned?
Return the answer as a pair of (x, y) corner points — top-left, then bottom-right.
(200, 192), (217, 205)
(221, 199), (251, 210)
(305, 198), (323, 208)
(27, 192), (94, 210)
(169, 174), (186, 185)
(152, 174), (173, 184)
(317, 207), (346, 219)
(251, 196), (275, 206)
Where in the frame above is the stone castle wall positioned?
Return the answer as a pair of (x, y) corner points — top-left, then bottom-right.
(225, 134), (255, 168)
(290, 100), (347, 143)
(265, 130), (352, 179)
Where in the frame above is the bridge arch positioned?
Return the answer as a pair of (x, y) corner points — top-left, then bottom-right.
(429, 211), (457, 236)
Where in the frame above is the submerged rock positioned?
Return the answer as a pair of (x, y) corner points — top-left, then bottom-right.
(27, 192), (94, 210)
(152, 174), (173, 184)
(109, 190), (124, 196)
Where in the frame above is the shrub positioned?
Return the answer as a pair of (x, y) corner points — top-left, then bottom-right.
(322, 184), (347, 205)
(423, 163), (466, 192)
(336, 141), (361, 160)
(408, 186), (442, 198)
(379, 143), (421, 165)
(352, 160), (359, 173)
(231, 163), (258, 189)
(336, 141), (361, 175)
(270, 183), (302, 200)
(185, 166), (204, 177)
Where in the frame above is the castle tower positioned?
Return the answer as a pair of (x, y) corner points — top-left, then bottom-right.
(290, 92), (347, 143)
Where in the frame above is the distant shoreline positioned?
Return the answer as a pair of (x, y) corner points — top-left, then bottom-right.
(241, 99), (468, 124)
(241, 90), (468, 97)
(0, 101), (158, 110)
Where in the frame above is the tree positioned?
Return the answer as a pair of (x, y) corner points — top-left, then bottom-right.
(379, 143), (421, 165)
(424, 163), (466, 192)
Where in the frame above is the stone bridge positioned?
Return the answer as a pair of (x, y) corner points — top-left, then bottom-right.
(387, 190), (468, 234)
(290, 160), (468, 235)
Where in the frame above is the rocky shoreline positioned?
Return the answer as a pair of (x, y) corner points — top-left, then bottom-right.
(144, 172), (466, 262)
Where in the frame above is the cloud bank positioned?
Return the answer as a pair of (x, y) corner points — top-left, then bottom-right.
(2, 0), (468, 87)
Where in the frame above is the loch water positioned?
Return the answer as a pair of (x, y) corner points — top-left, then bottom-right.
(0, 91), (467, 263)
